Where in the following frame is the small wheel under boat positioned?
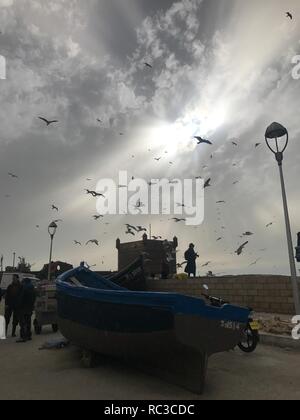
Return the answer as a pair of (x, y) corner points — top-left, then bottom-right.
(81, 349), (97, 368)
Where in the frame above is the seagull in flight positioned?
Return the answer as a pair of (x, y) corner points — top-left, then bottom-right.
(172, 218), (186, 223)
(125, 224), (137, 232)
(235, 241), (249, 256)
(204, 178), (211, 189)
(93, 215), (104, 220)
(242, 232), (254, 237)
(232, 141), (238, 146)
(86, 239), (100, 246)
(152, 236), (162, 240)
(194, 136), (213, 145)
(255, 143), (261, 148)
(8, 172), (18, 179)
(97, 119), (102, 124)
(85, 190), (105, 198)
(266, 222), (274, 228)
(286, 12), (293, 20)
(74, 240), (82, 246)
(249, 258), (261, 267)
(202, 262), (211, 267)
(144, 62), (153, 69)
(154, 157), (162, 161)
(136, 226), (147, 232)
(52, 205), (59, 212)
(38, 117), (59, 126)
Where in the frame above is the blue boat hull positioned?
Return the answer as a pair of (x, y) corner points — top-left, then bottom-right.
(56, 261), (250, 394)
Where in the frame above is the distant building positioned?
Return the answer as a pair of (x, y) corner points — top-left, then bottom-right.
(116, 234), (178, 278)
(36, 261), (73, 280)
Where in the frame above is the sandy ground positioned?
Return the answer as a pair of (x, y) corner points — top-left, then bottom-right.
(0, 303), (299, 400)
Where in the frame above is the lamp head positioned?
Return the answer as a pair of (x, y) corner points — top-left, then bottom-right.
(265, 122), (289, 159)
(48, 221), (58, 237)
(265, 122), (288, 139)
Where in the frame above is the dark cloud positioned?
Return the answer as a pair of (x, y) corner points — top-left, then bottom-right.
(0, 0), (299, 275)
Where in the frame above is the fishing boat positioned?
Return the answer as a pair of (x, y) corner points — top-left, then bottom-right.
(56, 259), (250, 394)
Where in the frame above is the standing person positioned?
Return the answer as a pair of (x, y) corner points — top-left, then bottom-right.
(17, 278), (36, 343)
(184, 244), (199, 278)
(4, 275), (22, 337)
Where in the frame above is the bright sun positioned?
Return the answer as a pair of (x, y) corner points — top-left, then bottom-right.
(148, 106), (226, 156)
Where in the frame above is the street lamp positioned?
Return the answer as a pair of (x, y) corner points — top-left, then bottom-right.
(265, 122), (300, 314)
(48, 222), (58, 282)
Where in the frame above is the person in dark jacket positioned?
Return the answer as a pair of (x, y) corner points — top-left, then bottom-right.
(5, 275), (22, 337)
(17, 278), (37, 343)
(184, 244), (199, 278)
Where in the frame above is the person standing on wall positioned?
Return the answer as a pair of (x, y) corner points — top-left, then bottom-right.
(184, 244), (199, 278)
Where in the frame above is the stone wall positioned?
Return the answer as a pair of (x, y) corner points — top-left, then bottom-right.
(147, 275), (300, 315)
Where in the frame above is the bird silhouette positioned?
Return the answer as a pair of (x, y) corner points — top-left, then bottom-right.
(255, 143), (261, 148)
(97, 119), (102, 124)
(38, 117), (59, 126)
(204, 178), (211, 189)
(202, 262), (211, 267)
(136, 226), (147, 232)
(8, 172), (18, 179)
(249, 258), (261, 266)
(154, 157), (162, 161)
(266, 222), (274, 228)
(286, 12), (293, 20)
(144, 62), (153, 69)
(52, 205), (59, 212)
(194, 137), (213, 145)
(172, 218), (186, 223)
(135, 200), (144, 208)
(235, 241), (249, 256)
(126, 229), (135, 236)
(125, 224), (137, 232)
(85, 190), (105, 198)
(74, 240), (82, 246)
(216, 201), (226, 204)
(152, 236), (162, 240)
(86, 240), (99, 246)
(232, 141), (238, 146)
(242, 232), (254, 237)
(93, 215), (103, 220)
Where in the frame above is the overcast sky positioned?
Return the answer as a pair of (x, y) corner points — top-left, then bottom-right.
(0, 0), (300, 276)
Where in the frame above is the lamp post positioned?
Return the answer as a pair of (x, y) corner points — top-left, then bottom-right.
(48, 222), (58, 282)
(265, 122), (300, 314)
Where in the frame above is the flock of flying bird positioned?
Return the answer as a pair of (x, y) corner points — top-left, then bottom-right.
(5, 103), (279, 270)
(2, 10), (295, 272)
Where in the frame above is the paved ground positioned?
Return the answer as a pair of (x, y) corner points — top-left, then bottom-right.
(0, 304), (300, 400)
